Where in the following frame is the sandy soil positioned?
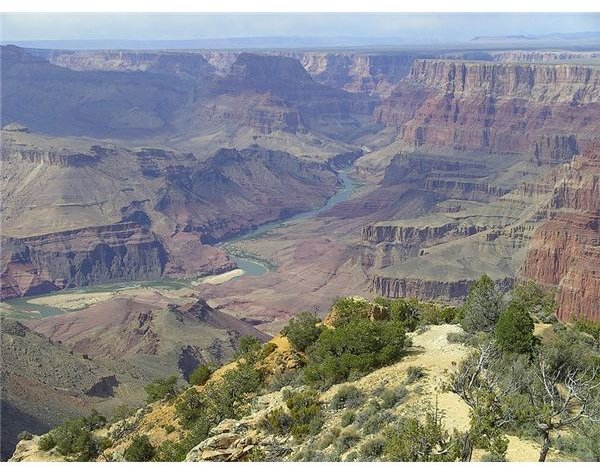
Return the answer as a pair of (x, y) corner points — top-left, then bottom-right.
(26, 292), (115, 310)
(193, 269), (245, 285)
(322, 324), (553, 461)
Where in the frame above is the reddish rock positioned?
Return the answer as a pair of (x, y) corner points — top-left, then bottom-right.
(522, 142), (600, 321)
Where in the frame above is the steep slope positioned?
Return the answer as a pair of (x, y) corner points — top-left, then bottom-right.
(376, 59), (600, 154)
(1, 127), (338, 298)
(0, 318), (120, 460)
(521, 141), (600, 321)
(28, 296), (269, 380)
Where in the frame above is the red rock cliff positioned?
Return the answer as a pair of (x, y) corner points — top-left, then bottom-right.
(376, 59), (600, 154)
(522, 141), (600, 321)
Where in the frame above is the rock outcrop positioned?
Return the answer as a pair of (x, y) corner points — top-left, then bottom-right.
(376, 59), (600, 154)
(0, 223), (167, 299)
(521, 141), (600, 321)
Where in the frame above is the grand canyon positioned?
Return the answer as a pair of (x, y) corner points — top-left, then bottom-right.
(1, 13), (600, 463)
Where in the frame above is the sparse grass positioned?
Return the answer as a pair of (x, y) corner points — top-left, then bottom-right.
(330, 385), (364, 410)
(341, 410), (356, 427)
(335, 426), (361, 452)
(406, 366), (426, 384)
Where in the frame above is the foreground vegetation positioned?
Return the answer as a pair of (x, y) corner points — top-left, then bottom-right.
(23, 278), (600, 462)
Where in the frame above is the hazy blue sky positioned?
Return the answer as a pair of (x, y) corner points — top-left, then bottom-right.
(2, 13), (599, 43)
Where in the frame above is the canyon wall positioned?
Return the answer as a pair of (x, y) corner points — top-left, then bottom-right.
(376, 59), (600, 154)
(521, 141), (600, 321)
(0, 222), (167, 299)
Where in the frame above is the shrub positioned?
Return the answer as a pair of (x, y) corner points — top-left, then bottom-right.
(282, 312), (322, 352)
(260, 341), (278, 358)
(572, 318), (600, 350)
(330, 297), (372, 326)
(383, 412), (460, 461)
(330, 385), (364, 410)
(419, 303), (460, 325)
(355, 399), (382, 425)
(111, 404), (135, 422)
(380, 385), (408, 409)
(175, 388), (206, 428)
(495, 303), (537, 354)
(375, 297), (420, 330)
(509, 281), (557, 323)
(360, 435), (386, 459)
(447, 332), (468, 344)
(406, 366), (426, 384)
(145, 375), (178, 403)
(335, 426), (361, 452)
(124, 435), (155, 461)
(318, 428), (340, 449)
(164, 424), (176, 434)
(267, 368), (304, 391)
(363, 410), (397, 435)
(39, 411), (107, 460)
(341, 410), (356, 427)
(262, 407), (293, 435)
(461, 275), (504, 333)
(304, 319), (406, 388)
(283, 389), (324, 439)
(188, 364), (212, 386)
(235, 335), (263, 361)
(38, 434), (56, 451)
(17, 431), (33, 441)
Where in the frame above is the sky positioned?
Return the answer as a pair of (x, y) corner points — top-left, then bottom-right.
(2, 13), (600, 45)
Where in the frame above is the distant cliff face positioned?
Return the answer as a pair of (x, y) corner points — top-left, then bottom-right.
(47, 50), (215, 79)
(0, 132), (338, 299)
(522, 141), (600, 321)
(376, 59), (600, 154)
(282, 51), (420, 97)
(0, 223), (168, 299)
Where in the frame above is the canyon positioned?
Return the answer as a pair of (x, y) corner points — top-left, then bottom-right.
(2, 41), (600, 459)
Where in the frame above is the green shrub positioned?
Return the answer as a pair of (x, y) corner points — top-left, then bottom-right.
(341, 410), (356, 427)
(17, 431), (33, 441)
(283, 389), (324, 439)
(145, 375), (178, 403)
(406, 366), (426, 384)
(509, 281), (557, 323)
(330, 385), (364, 410)
(335, 426), (360, 452)
(318, 428), (340, 449)
(38, 434), (56, 451)
(355, 400), (381, 425)
(262, 407), (293, 435)
(363, 410), (397, 435)
(461, 275), (504, 333)
(330, 297), (372, 326)
(419, 303), (460, 325)
(175, 388), (206, 428)
(383, 412), (460, 461)
(124, 435), (155, 461)
(260, 341), (278, 358)
(374, 297), (421, 329)
(446, 332), (468, 344)
(164, 424), (176, 434)
(188, 364), (212, 385)
(380, 385), (408, 409)
(359, 435), (386, 459)
(267, 368), (304, 391)
(235, 335), (263, 361)
(304, 319), (406, 388)
(495, 303), (537, 354)
(282, 312), (323, 351)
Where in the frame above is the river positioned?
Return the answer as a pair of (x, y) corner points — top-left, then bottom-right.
(2, 170), (358, 319)
(221, 170), (357, 275)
